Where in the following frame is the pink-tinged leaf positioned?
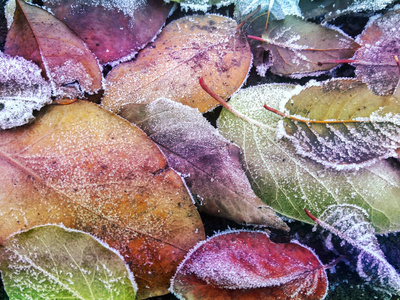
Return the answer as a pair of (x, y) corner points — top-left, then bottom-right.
(121, 98), (288, 231)
(171, 230), (328, 300)
(5, 0), (102, 98)
(260, 15), (359, 77)
(41, 0), (173, 65)
(354, 9), (400, 95)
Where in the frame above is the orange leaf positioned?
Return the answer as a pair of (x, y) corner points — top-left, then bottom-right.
(5, 0), (102, 98)
(171, 231), (328, 300)
(102, 14), (252, 113)
(0, 101), (205, 299)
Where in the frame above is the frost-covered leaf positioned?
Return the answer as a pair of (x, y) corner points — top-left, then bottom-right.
(218, 83), (400, 233)
(41, 0), (173, 65)
(102, 14), (252, 113)
(282, 79), (400, 170)
(122, 98), (288, 230)
(0, 225), (137, 300)
(171, 230), (327, 299)
(5, 0), (102, 98)
(259, 15), (359, 77)
(234, 0), (301, 21)
(299, 0), (395, 22)
(353, 9), (400, 95)
(0, 52), (51, 130)
(0, 101), (205, 299)
(312, 205), (400, 295)
(167, 0), (234, 12)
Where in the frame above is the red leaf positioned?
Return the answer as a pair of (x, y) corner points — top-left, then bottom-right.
(171, 230), (327, 300)
(5, 0), (102, 98)
(41, 0), (173, 65)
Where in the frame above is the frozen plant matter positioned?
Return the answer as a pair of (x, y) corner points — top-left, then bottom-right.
(0, 52), (51, 130)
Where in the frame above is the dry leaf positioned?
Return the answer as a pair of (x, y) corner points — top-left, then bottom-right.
(171, 230), (328, 299)
(122, 98), (288, 230)
(41, 0), (173, 65)
(354, 9), (400, 95)
(0, 101), (205, 299)
(5, 0), (102, 98)
(102, 14), (252, 113)
(260, 15), (359, 77)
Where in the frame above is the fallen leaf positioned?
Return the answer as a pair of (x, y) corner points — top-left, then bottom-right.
(0, 100), (205, 299)
(259, 15), (359, 77)
(171, 230), (328, 299)
(167, 0), (234, 12)
(122, 98), (288, 230)
(0, 225), (137, 300)
(299, 0), (395, 22)
(102, 14), (252, 113)
(0, 52), (51, 130)
(5, 0), (102, 98)
(217, 83), (400, 233)
(308, 205), (400, 295)
(354, 8), (400, 95)
(41, 0), (173, 65)
(282, 79), (400, 170)
(235, 0), (301, 21)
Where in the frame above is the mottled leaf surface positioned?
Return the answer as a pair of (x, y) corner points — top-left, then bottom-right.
(102, 14), (252, 113)
(171, 230), (327, 299)
(234, 0), (301, 21)
(0, 101), (205, 299)
(354, 9), (400, 95)
(315, 205), (400, 295)
(218, 83), (400, 233)
(260, 16), (359, 76)
(283, 79), (400, 170)
(0, 225), (137, 300)
(0, 52), (51, 130)
(5, 0), (102, 98)
(42, 0), (172, 65)
(122, 98), (288, 230)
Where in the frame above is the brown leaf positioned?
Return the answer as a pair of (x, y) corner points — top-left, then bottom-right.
(261, 15), (359, 76)
(171, 230), (328, 300)
(354, 9), (400, 95)
(40, 0), (173, 65)
(121, 98), (288, 230)
(5, 0), (102, 98)
(0, 101), (205, 299)
(102, 14), (252, 113)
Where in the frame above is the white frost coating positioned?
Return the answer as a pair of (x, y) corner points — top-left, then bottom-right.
(234, 0), (301, 20)
(0, 52), (52, 130)
(317, 204), (400, 295)
(165, 0), (234, 12)
(44, 0), (146, 19)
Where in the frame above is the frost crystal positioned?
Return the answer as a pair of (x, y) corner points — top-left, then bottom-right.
(0, 52), (52, 130)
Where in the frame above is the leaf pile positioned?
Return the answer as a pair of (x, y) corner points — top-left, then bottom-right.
(1, 1), (400, 300)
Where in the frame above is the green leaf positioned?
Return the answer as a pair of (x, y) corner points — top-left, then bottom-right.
(0, 225), (137, 300)
(218, 83), (400, 233)
(282, 79), (400, 170)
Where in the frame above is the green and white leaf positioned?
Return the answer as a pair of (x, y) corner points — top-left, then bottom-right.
(218, 83), (400, 234)
(316, 204), (400, 295)
(0, 225), (137, 300)
(234, 0), (301, 21)
(283, 79), (400, 170)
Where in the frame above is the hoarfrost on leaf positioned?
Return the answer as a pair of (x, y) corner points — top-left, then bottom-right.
(121, 98), (288, 230)
(171, 230), (327, 299)
(314, 205), (400, 295)
(218, 83), (400, 233)
(0, 225), (138, 300)
(0, 52), (51, 130)
(234, 0), (301, 21)
(282, 79), (400, 170)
